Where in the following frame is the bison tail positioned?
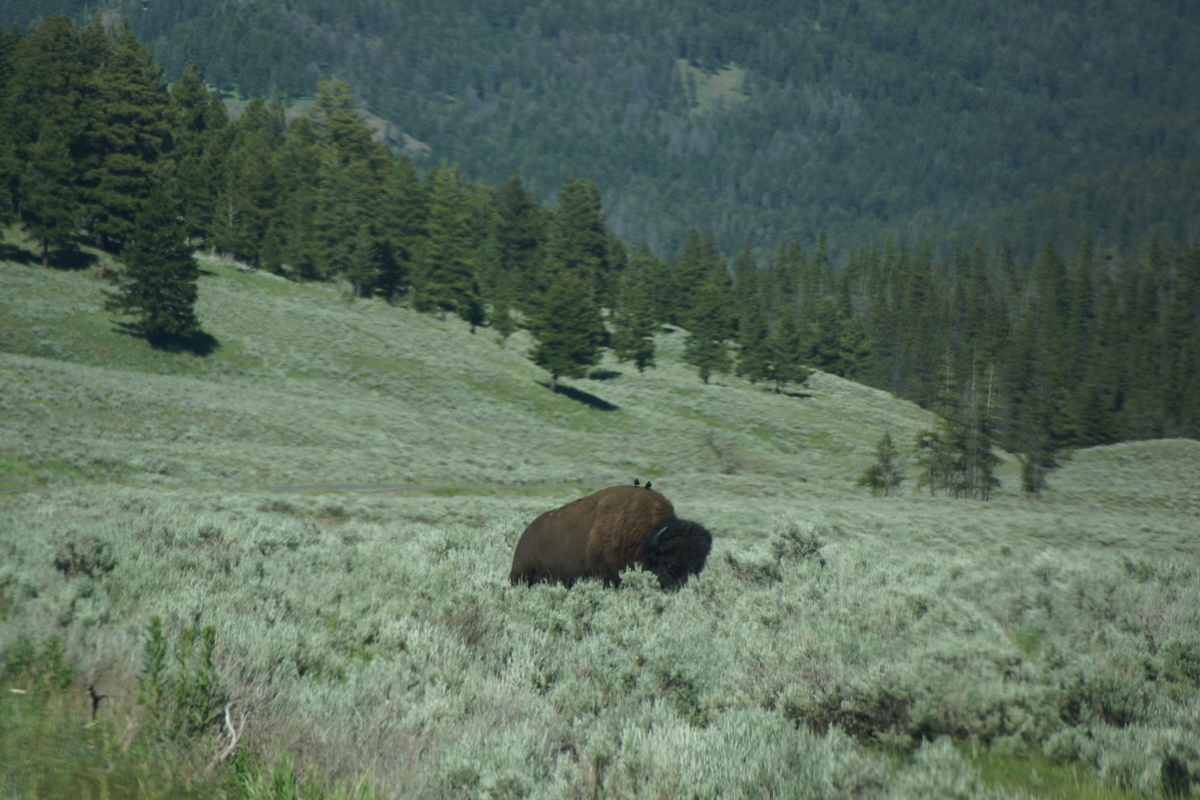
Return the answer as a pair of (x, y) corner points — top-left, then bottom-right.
(640, 518), (712, 590)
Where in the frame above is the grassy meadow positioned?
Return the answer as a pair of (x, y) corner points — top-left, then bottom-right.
(2, 246), (1199, 798)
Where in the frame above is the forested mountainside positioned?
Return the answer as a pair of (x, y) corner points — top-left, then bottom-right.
(2, 0), (1198, 259)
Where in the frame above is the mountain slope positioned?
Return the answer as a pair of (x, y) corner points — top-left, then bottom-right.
(3, 0), (1198, 258)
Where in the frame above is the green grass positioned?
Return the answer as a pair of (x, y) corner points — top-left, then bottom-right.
(969, 749), (1147, 800)
(3, 252), (1200, 798)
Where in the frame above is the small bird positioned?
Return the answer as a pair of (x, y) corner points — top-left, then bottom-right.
(644, 481), (652, 490)
(633, 478), (640, 486)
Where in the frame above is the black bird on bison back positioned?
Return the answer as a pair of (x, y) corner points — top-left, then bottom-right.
(510, 484), (712, 589)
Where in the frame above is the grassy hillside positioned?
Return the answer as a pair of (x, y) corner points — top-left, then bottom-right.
(2, 253), (1199, 798)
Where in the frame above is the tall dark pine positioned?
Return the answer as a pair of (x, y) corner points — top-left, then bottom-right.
(765, 309), (811, 393)
(546, 176), (610, 304)
(684, 276), (734, 384)
(418, 163), (483, 326)
(105, 188), (201, 346)
(673, 230), (725, 330)
(83, 21), (172, 252)
(610, 247), (659, 373)
(169, 62), (229, 242)
(5, 16), (92, 250)
(497, 171), (545, 312)
(528, 272), (605, 391)
(22, 124), (77, 265)
(733, 245), (771, 383)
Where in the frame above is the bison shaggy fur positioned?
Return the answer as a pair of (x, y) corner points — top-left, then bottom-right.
(510, 485), (712, 590)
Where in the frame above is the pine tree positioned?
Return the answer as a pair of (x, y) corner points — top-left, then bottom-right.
(857, 431), (904, 496)
(673, 230), (725, 329)
(916, 348), (964, 497)
(546, 176), (610, 303)
(169, 62), (228, 242)
(22, 123), (78, 266)
(417, 163), (483, 326)
(765, 309), (811, 393)
(378, 155), (426, 299)
(683, 276), (733, 384)
(105, 187), (201, 346)
(274, 117), (323, 279)
(917, 349), (1001, 499)
(497, 170), (545, 312)
(82, 20), (172, 252)
(805, 296), (868, 378)
(528, 272), (605, 391)
(611, 248), (659, 372)
(5, 16), (92, 242)
(733, 245), (771, 383)
(961, 363), (1002, 500)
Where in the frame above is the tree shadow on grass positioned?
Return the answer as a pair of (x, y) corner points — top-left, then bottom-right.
(587, 369), (623, 381)
(0, 242), (101, 271)
(47, 249), (99, 271)
(112, 322), (221, 356)
(760, 385), (813, 399)
(539, 382), (620, 412)
(0, 242), (39, 266)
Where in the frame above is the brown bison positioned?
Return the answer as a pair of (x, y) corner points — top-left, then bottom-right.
(510, 484), (712, 590)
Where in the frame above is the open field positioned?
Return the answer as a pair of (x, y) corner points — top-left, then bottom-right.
(2, 252), (1199, 798)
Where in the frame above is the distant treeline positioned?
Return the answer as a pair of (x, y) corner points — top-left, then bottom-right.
(2, 16), (1198, 455)
(1, 0), (1198, 259)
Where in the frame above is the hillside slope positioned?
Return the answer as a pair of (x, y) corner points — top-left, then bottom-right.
(3, 251), (1199, 545)
(3, 0), (1198, 257)
(0, 252), (936, 495)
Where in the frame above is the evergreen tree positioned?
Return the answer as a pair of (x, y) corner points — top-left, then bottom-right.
(105, 187), (201, 346)
(857, 431), (904, 496)
(733, 245), (771, 383)
(489, 288), (519, 344)
(917, 350), (1001, 499)
(82, 20), (172, 252)
(673, 230), (726, 329)
(805, 296), (869, 378)
(528, 272), (605, 391)
(209, 98), (282, 264)
(22, 124), (78, 265)
(916, 348), (963, 497)
(961, 363), (1002, 500)
(417, 163), (483, 326)
(546, 176), (610, 303)
(610, 248), (659, 372)
(895, 244), (939, 405)
(683, 276), (733, 384)
(169, 62), (228, 242)
(274, 116), (323, 279)
(764, 309), (811, 393)
(4, 16), (92, 241)
(497, 170), (545, 311)
(377, 155), (426, 299)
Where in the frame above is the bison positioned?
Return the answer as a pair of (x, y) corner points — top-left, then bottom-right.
(510, 484), (712, 590)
